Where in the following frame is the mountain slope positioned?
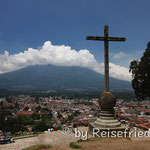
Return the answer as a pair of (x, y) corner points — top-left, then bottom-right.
(0, 65), (131, 91)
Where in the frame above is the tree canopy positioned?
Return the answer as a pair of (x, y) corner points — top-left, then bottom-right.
(129, 42), (150, 100)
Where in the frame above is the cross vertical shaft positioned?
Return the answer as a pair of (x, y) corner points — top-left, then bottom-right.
(104, 25), (109, 92)
(86, 26), (127, 135)
(86, 25), (126, 92)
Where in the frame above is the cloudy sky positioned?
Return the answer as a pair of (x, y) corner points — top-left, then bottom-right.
(0, 0), (150, 81)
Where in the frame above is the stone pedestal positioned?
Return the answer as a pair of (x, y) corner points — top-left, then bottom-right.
(88, 92), (128, 137)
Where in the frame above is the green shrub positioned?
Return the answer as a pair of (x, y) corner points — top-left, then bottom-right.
(69, 142), (81, 149)
(145, 112), (150, 115)
(77, 139), (85, 142)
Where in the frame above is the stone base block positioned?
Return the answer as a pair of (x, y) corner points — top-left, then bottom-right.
(88, 122), (129, 138)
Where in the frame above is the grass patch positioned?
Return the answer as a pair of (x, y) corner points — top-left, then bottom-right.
(77, 139), (86, 142)
(13, 132), (43, 138)
(69, 142), (81, 149)
(12, 132), (34, 138)
(22, 144), (51, 150)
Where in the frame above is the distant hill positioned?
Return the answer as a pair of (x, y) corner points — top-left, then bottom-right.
(0, 65), (132, 91)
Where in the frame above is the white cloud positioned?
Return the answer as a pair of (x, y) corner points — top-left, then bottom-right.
(0, 41), (131, 81)
(109, 63), (131, 81)
(113, 52), (127, 59)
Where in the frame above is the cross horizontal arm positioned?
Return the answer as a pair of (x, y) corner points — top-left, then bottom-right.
(108, 37), (126, 41)
(86, 36), (126, 42)
(86, 36), (105, 41)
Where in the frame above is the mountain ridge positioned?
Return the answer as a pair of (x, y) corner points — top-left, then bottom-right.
(0, 65), (132, 91)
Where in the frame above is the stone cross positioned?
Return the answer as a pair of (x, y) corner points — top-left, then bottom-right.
(86, 25), (126, 92)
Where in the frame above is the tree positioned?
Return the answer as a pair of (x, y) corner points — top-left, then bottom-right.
(145, 112), (150, 115)
(129, 42), (150, 100)
(5, 97), (12, 103)
(24, 107), (29, 111)
(32, 121), (48, 132)
(57, 112), (62, 119)
(31, 113), (40, 120)
(0, 111), (27, 134)
(35, 106), (41, 113)
(18, 115), (34, 126)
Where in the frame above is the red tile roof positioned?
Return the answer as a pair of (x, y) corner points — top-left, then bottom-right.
(17, 111), (34, 115)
